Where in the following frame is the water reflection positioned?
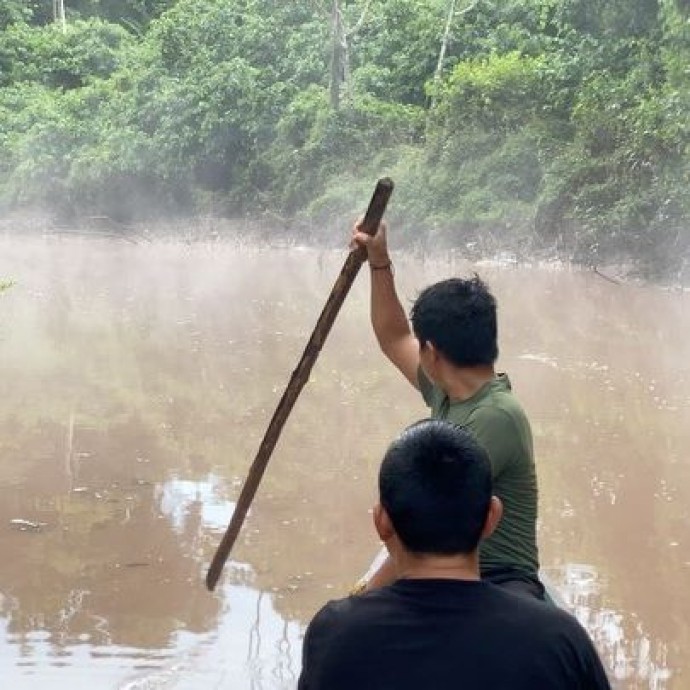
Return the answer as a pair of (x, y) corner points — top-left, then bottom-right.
(118, 581), (301, 690)
(544, 564), (673, 690)
(1, 461), (301, 690)
(2, 578), (300, 690)
(0, 233), (688, 688)
(158, 475), (236, 536)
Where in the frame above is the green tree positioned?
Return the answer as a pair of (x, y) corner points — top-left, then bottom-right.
(0, 0), (687, 279)
(0, 19), (133, 88)
(0, 0), (31, 28)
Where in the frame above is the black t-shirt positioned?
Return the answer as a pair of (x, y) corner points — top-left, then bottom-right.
(298, 579), (611, 690)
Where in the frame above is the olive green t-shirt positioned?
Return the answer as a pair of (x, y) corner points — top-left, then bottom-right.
(419, 369), (539, 576)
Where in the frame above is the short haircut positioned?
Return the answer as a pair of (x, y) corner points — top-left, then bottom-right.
(410, 276), (498, 366)
(379, 419), (492, 555)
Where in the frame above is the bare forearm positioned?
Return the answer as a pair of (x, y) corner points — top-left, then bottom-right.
(370, 266), (411, 354)
(352, 219), (420, 387)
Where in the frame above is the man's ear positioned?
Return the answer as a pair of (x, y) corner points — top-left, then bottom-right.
(481, 496), (503, 540)
(373, 503), (395, 542)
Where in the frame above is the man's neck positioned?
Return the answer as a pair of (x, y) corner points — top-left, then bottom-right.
(441, 365), (496, 402)
(395, 552), (480, 582)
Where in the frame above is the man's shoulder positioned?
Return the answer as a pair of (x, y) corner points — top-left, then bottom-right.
(309, 591), (390, 634)
(310, 596), (356, 627)
(463, 379), (531, 435)
(317, 586), (599, 658)
(481, 375), (527, 413)
(488, 585), (595, 641)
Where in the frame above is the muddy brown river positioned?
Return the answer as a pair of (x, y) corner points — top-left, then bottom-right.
(0, 232), (688, 689)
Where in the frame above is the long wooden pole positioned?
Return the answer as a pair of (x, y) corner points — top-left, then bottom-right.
(206, 177), (394, 591)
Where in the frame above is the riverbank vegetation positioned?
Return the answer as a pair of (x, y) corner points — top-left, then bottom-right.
(0, 0), (688, 279)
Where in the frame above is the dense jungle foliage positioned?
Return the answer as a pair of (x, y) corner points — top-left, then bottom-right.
(0, 0), (688, 279)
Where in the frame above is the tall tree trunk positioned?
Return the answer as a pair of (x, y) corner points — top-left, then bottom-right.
(434, 0), (479, 82)
(329, 0), (370, 111)
(434, 0), (458, 86)
(54, 0), (67, 32)
(430, 0), (478, 107)
(329, 1), (346, 110)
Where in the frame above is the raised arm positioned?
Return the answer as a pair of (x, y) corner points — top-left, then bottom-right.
(352, 220), (420, 390)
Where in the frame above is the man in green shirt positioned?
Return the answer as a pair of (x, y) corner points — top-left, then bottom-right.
(352, 220), (542, 598)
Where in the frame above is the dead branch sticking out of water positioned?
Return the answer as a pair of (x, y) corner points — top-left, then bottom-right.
(593, 266), (622, 285)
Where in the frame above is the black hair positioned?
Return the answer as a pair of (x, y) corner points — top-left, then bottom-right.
(410, 276), (498, 366)
(379, 419), (492, 555)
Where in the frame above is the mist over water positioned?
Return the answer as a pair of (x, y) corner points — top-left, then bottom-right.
(0, 230), (688, 689)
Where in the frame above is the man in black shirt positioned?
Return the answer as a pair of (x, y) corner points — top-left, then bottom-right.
(298, 420), (610, 690)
